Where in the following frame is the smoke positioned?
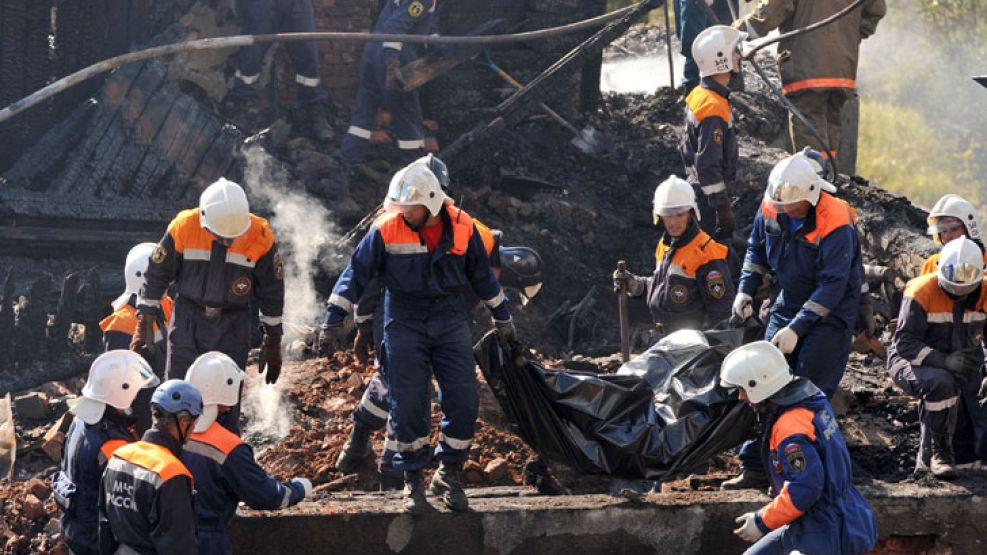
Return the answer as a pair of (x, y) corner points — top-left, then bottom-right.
(855, 2), (987, 213)
(237, 145), (344, 443)
(601, 54), (682, 94)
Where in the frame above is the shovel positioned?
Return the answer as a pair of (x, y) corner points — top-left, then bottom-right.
(479, 52), (611, 155)
(614, 260), (631, 362)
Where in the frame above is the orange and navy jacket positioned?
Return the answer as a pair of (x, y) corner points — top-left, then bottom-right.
(629, 222), (734, 332)
(52, 416), (136, 554)
(353, 215), (502, 324)
(140, 209), (284, 335)
(324, 204), (510, 325)
(100, 295), (174, 350)
(736, 0), (885, 94)
(888, 273), (987, 373)
(679, 77), (737, 207)
(755, 379), (877, 554)
(99, 431), (197, 554)
(739, 192), (863, 336)
(181, 422), (306, 536)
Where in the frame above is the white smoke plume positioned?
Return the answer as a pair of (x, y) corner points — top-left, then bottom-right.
(237, 144), (345, 443)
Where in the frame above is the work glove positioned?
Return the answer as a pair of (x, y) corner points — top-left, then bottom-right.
(612, 268), (631, 294)
(318, 322), (347, 355)
(291, 477), (313, 500)
(385, 60), (404, 92)
(978, 376), (987, 409)
(353, 321), (375, 364)
(130, 307), (160, 357)
(715, 202), (736, 240)
(944, 348), (983, 376)
(495, 319), (518, 350)
(731, 293), (753, 323)
(733, 512), (764, 543)
(858, 301), (876, 337)
(259, 334), (283, 385)
(771, 326), (799, 354)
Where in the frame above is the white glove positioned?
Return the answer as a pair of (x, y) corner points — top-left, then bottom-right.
(291, 477), (313, 499)
(733, 512), (764, 543)
(732, 293), (753, 321)
(772, 326), (799, 354)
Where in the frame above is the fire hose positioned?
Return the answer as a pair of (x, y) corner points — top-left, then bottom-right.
(0, 2), (651, 125)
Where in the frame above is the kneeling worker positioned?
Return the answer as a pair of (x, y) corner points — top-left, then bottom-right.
(721, 341), (877, 555)
(183, 351), (313, 554)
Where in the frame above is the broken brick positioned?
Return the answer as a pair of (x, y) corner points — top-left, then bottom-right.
(25, 478), (50, 500)
(21, 494), (46, 521)
(13, 393), (49, 420)
(484, 458), (509, 481)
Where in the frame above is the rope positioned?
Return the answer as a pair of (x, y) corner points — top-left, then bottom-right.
(0, 3), (644, 124)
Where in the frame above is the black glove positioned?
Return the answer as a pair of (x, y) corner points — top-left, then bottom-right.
(715, 202), (736, 240)
(944, 348), (983, 376)
(353, 321), (375, 364)
(130, 306), (161, 357)
(318, 323), (347, 355)
(495, 320), (518, 350)
(260, 334), (283, 384)
(385, 60), (404, 92)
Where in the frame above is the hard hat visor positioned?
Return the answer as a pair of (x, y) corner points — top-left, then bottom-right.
(927, 217), (965, 236)
(654, 205), (694, 218)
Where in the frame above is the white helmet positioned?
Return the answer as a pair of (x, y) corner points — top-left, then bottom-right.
(385, 161), (447, 217)
(653, 175), (699, 225)
(73, 351), (160, 425)
(124, 243), (156, 296)
(937, 237), (985, 297)
(927, 194), (981, 245)
(199, 178), (251, 239)
(692, 25), (747, 78)
(185, 351), (245, 433)
(764, 153), (837, 208)
(719, 341), (793, 404)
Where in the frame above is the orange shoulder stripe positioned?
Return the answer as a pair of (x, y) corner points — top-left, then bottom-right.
(904, 273), (955, 315)
(100, 306), (138, 334)
(760, 200), (778, 219)
(228, 214), (275, 262)
(100, 438), (130, 462)
(376, 210), (420, 245)
(191, 422), (243, 456)
(804, 193), (855, 243)
(769, 407), (816, 451)
(685, 87), (731, 124)
(114, 442), (192, 482)
(475, 220), (496, 257)
(445, 205), (475, 256)
(920, 254), (939, 276)
(759, 483), (805, 530)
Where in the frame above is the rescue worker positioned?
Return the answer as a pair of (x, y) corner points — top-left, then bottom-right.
(339, 0), (437, 174)
(222, 0), (335, 141)
(99, 379), (203, 554)
(335, 156), (543, 488)
(134, 178), (285, 435)
(722, 341), (877, 555)
(675, 0), (739, 92)
(680, 25), (745, 242)
(725, 152), (862, 490)
(614, 175), (734, 333)
(319, 160), (514, 513)
(182, 352), (312, 554)
(100, 242), (174, 434)
(52, 351), (159, 555)
(888, 237), (987, 478)
(732, 0), (885, 161)
(919, 194), (985, 276)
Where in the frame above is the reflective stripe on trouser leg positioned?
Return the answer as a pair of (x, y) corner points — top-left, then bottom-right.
(430, 317), (478, 464)
(231, 0), (276, 98)
(352, 370), (390, 430)
(892, 363), (960, 469)
(383, 77), (424, 164)
(278, 0), (328, 103)
(340, 50), (383, 164)
(381, 318), (434, 471)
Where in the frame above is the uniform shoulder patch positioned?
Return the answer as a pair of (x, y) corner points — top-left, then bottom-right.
(273, 252), (285, 281)
(151, 244), (167, 264)
(706, 270), (726, 299)
(408, 0), (425, 17)
(712, 128), (723, 145)
(670, 283), (689, 304)
(784, 442), (807, 473)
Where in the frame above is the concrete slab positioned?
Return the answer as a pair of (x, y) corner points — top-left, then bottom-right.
(230, 481), (987, 554)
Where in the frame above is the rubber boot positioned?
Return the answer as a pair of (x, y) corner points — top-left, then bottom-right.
(335, 424), (374, 473)
(930, 434), (957, 480)
(403, 470), (430, 515)
(306, 102), (335, 142)
(720, 469), (769, 491)
(429, 462), (469, 511)
(379, 471), (404, 492)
